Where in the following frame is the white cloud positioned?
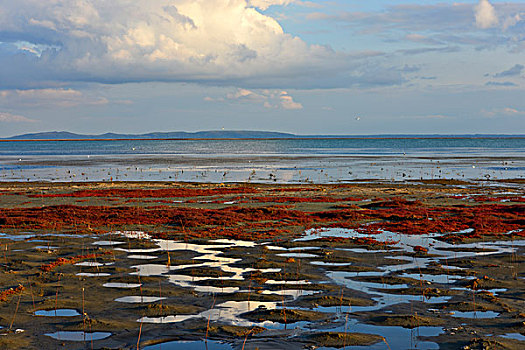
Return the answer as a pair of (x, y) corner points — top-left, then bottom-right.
(223, 88), (302, 110)
(249, 1), (318, 10)
(482, 107), (525, 117)
(0, 0), (343, 89)
(278, 91), (303, 110)
(0, 88), (108, 107)
(502, 12), (524, 30)
(501, 107), (525, 116)
(0, 112), (37, 123)
(475, 0), (499, 29)
(249, 1), (297, 10)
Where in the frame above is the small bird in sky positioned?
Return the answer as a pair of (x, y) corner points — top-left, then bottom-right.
(355, 116), (361, 121)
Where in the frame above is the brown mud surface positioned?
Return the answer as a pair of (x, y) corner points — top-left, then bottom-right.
(0, 180), (523, 349)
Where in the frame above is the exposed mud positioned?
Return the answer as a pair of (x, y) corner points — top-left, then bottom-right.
(0, 180), (523, 349)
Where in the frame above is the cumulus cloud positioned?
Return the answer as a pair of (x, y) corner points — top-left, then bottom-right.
(0, 112), (37, 123)
(249, 1), (319, 10)
(219, 88), (302, 110)
(0, 0), (346, 89)
(475, 0), (499, 29)
(249, 0), (297, 10)
(278, 93), (302, 110)
(502, 12), (524, 30)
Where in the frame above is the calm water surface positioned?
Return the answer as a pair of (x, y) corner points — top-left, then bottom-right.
(0, 138), (523, 182)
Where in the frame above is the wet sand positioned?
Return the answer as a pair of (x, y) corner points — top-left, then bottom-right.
(0, 180), (523, 349)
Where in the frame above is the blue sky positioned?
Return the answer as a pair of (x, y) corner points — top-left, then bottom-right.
(0, 0), (523, 136)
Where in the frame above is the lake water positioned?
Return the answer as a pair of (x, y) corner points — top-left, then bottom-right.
(0, 138), (523, 182)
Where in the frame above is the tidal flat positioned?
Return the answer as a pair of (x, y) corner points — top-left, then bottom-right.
(0, 180), (523, 349)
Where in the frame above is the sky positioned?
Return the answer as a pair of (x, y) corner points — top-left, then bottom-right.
(0, 0), (524, 136)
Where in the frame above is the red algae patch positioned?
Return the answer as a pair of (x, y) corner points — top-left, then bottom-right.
(0, 193), (523, 242)
(40, 252), (112, 272)
(0, 285), (24, 302)
(27, 187), (259, 198)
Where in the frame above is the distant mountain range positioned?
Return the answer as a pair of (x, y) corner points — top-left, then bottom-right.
(2, 130), (295, 140)
(2, 131), (524, 140)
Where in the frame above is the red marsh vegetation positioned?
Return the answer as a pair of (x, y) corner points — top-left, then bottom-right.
(0, 195), (522, 242)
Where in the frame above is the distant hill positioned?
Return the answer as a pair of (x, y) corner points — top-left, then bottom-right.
(3, 130), (296, 140)
(2, 131), (524, 140)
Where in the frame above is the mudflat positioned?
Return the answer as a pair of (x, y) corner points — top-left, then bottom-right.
(0, 180), (523, 349)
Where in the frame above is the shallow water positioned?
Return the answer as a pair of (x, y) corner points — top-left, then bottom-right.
(115, 296), (166, 303)
(44, 331), (112, 341)
(451, 311), (500, 319)
(33, 246), (58, 250)
(76, 272), (111, 277)
(127, 255), (158, 260)
(2, 138), (524, 183)
(103, 282), (142, 288)
(101, 229), (522, 348)
(499, 333), (525, 341)
(295, 228), (523, 317)
(0, 233), (35, 241)
(142, 339), (232, 350)
(277, 253), (318, 258)
(93, 240), (124, 246)
(34, 309), (80, 317)
(324, 318), (442, 350)
(75, 261), (114, 267)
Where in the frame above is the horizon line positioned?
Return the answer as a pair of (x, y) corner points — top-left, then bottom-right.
(1, 135), (525, 142)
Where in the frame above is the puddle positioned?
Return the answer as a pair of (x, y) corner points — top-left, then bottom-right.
(34, 246), (58, 250)
(103, 283), (142, 288)
(499, 333), (525, 341)
(142, 340), (232, 350)
(75, 261), (114, 267)
(115, 296), (166, 303)
(451, 311), (500, 319)
(34, 309), (80, 317)
(262, 289), (319, 299)
(325, 319), (442, 350)
(267, 246), (320, 251)
(116, 247), (161, 253)
(199, 301), (281, 327)
(138, 315), (199, 324)
(93, 240), (124, 246)
(265, 279), (311, 285)
(138, 300), (282, 327)
(0, 233), (35, 241)
(277, 253), (318, 258)
(132, 264), (169, 276)
(114, 231), (151, 240)
(76, 272), (111, 277)
(310, 261), (352, 267)
(109, 229), (519, 346)
(401, 273), (476, 284)
(45, 331), (112, 341)
(127, 255), (158, 260)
